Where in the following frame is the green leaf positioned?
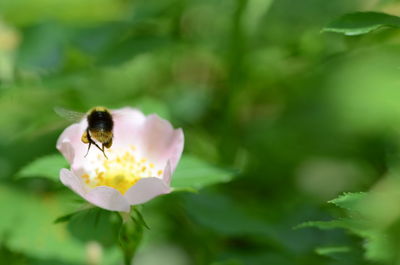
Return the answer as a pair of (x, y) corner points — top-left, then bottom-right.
(315, 246), (351, 256)
(296, 219), (369, 235)
(184, 193), (275, 238)
(54, 204), (93, 224)
(329, 192), (366, 211)
(364, 231), (393, 262)
(323, 12), (400, 36)
(67, 208), (122, 248)
(0, 185), (85, 263)
(296, 220), (349, 230)
(53, 212), (77, 224)
(16, 154), (68, 181)
(131, 207), (150, 230)
(171, 155), (235, 190)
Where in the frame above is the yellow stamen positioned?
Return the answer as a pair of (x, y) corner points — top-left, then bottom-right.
(80, 149), (159, 194)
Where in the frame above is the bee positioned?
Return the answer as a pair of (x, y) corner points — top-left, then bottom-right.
(55, 106), (114, 158)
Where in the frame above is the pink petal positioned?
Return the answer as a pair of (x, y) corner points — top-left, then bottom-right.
(140, 115), (184, 172)
(86, 186), (131, 212)
(60, 169), (130, 212)
(162, 161), (172, 185)
(124, 177), (171, 205)
(56, 124), (82, 164)
(111, 107), (146, 149)
(56, 120), (89, 170)
(60, 168), (87, 195)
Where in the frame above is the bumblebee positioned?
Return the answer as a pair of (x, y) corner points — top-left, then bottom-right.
(82, 107), (113, 158)
(55, 106), (114, 158)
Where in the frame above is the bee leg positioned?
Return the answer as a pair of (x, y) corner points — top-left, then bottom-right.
(83, 129), (92, 157)
(85, 130), (101, 157)
(91, 140), (107, 159)
(91, 141), (107, 159)
(84, 129), (108, 159)
(84, 142), (92, 157)
(101, 144), (109, 160)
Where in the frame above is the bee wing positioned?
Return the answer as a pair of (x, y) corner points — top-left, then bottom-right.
(54, 107), (86, 122)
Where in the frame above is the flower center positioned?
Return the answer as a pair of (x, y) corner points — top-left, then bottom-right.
(81, 146), (163, 194)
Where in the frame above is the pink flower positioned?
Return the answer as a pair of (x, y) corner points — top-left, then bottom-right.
(56, 107), (184, 212)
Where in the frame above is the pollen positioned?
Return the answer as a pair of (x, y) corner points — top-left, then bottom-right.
(81, 149), (159, 195)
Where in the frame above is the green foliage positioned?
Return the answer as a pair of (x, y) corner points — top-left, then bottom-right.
(315, 246), (351, 256)
(184, 192), (273, 237)
(16, 154), (68, 181)
(328, 192), (366, 211)
(0, 185), (85, 263)
(67, 208), (122, 247)
(211, 260), (243, 265)
(1, 0), (400, 264)
(0, 185), (121, 264)
(131, 207), (150, 230)
(172, 155), (235, 191)
(132, 97), (171, 120)
(1, 0), (129, 26)
(303, 179), (400, 264)
(54, 208), (90, 224)
(324, 12), (400, 35)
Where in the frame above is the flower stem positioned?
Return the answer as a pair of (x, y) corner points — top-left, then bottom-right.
(119, 209), (144, 265)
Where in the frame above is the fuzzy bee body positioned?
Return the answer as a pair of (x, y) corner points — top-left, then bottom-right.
(83, 107), (114, 158)
(56, 106), (114, 158)
(87, 107), (113, 132)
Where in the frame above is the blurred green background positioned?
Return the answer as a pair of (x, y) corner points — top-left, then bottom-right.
(1, 0), (400, 264)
